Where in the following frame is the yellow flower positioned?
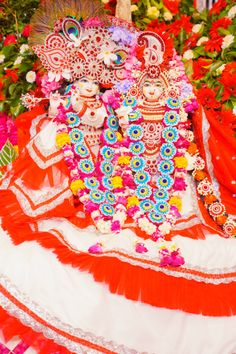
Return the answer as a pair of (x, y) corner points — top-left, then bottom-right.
(112, 176), (123, 188)
(118, 155), (131, 165)
(147, 6), (159, 19)
(56, 133), (71, 149)
(127, 196), (139, 208)
(174, 156), (188, 169)
(70, 179), (85, 195)
(131, 4), (138, 12)
(169, 196), (182, 212)
(13, 145), (19, 155)
(116, 132), (123, 142)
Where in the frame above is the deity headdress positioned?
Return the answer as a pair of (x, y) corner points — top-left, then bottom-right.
(29, 0), (138, 87)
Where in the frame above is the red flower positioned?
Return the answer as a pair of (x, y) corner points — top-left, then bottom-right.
(183, 33), (199, 51)
(163, 0), (180, 15)
(192, 58), (212, 80)
(5, 69), (19, 83)
(196, 87), (221, 109)
(3, 34), (17, 46)
(147, 20), (168, 34)
(169, 15), (193, 36)
(210, 17), (232, 39)
(219, 63), (236, 101)
(22, 24), (32, 37)
(204, 37), (222, 52)
(209, 0), (227, 15)
(0, 92), (5, 101)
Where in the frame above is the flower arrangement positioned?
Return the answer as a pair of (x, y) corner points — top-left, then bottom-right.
(0, 0), (43, 118)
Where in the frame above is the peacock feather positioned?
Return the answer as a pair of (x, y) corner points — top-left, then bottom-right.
(29, 0), (105, 46)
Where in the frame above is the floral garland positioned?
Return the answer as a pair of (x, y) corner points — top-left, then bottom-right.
(55, 89), (197, 266)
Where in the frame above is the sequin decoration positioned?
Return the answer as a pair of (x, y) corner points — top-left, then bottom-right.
(163, 111), (180, 126)
(148, 212), (165, 223)
(103, 129), (117, 144)
(130, 157), (146, 172)
(90, 190), (105, 204)
(127, 125), (143, 141)
(140, 199), (155, 212)
(84, 177), (99, 189)
(105, 191), (116, 204)
(162, 127), (179, 142)
(155, 202), (170, 215)
(153, 189), (168, 201)
(69, 129), (83, 143)
(74, 144), (89, 158)
(100, 161), (113, 176)
(100, 203), (115, 216)
(79, 159), (94, 174)
(129, 141), (145, 155)
(158, 160), (174, 174)
(100, 146), (115, 160)
(128, 110), (141, 122)
(67, 112), (80, 127)
(123, 96), (137, 107)
(134, 170), (151, 185)
(107, 115), (119, 130)
(160, 143), (176, 160)
(166, 98), (180, 109)
(156, 175), (174, 190)
(135, 185), (152, 199)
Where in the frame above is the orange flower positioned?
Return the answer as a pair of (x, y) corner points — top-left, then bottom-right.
(204, 37), (223, 52)
(209, 0), (227, 15)
(205, 194), (217, 204)
(216, 215), (227, 225)
(187, 143), (198, 155)
(194, 170), (207, 181)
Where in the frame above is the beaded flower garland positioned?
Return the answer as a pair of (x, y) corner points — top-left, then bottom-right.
(55, 90), (197, 267)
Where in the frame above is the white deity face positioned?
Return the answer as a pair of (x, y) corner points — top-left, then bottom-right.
(142, 78), (163, 100)
(75, 77), (99, 97)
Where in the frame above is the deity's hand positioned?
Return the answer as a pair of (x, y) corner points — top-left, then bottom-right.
(70, 89), (84, 114)
(115, 106), (132, 134)
(49, 91), (64, 117)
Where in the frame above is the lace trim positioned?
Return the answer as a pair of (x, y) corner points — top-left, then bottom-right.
(202, 111), (220, 199)
(40, 221), (236, 285)
(29, 114), (48, 138)
(27, 135), (62, 170)
(0, 275), (148, 354)
(10, 178), (72, 217)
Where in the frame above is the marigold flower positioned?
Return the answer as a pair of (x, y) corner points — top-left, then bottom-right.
(216, 215), (227, 225)
(169, 196), (182, 212)
(187, 143), (198, 155)
(111, 176), (123, 188)
(56, 133), (71, 148)
(118, 155), (131, 165)
(70, 180), (85, 195)
(116, 132), (123, 142)
(127, 195), (139, 208)
(194, 170), (207, 181)
(204, 194), (217, 204)
(174, 156), (188, 169)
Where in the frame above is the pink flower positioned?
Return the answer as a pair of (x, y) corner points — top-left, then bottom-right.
(151, 230), (163, 242)
(41, 75), (61, 98)
(170, 205), (181, 218)
(88, 243), (103, 254)
(127, 205), (139, 217)
(173, 177), (187, 191)
(169, 251), (185, 267)
(111, 220), (121, 232)
(102, 90), (121, 109)
(160, 249), (185, 267)
(122, 173), (136, 188)
(83, 17), (104, 28)
(135, 243), (148, 254)
(117, 196), (127, 205)
(174, 136), (190, 149)
(85, 201), (98, 213)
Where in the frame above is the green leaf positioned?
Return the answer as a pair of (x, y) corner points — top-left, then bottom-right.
(0, 140), (17, 167)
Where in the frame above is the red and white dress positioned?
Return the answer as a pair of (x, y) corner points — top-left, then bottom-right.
(0, 106), (236, 353)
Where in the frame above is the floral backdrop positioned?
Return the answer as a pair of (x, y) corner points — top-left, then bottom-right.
(0, 0), (235, 177)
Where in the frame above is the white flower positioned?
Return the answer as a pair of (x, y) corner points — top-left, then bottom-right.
(115, 105), (133, 119)
(0, 54), (5, 63)
(62, 69), (71, 80)
(163, 12), (173, 21)
(196, 36), (209, 46)
(158, 221), (172, 235)
(96, 219), (111, 233)
(14, 56), (23, 66)
(221, 34), (234, 49)
(147, 6), (159, 19)
(19, 44), (29, 54)
(192, 24), (202, 33)
(26, 70), (36, 83)
(233, 106), (236, 116)
(228, 5), (236, 19)
(48, 71), (61, 82)
(101, 0), (109, 3)
(183, 50), (194, 60)
(97, 50), (117, 66)
(131, 5), (138, 12)
(216, 64), (225, 75)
